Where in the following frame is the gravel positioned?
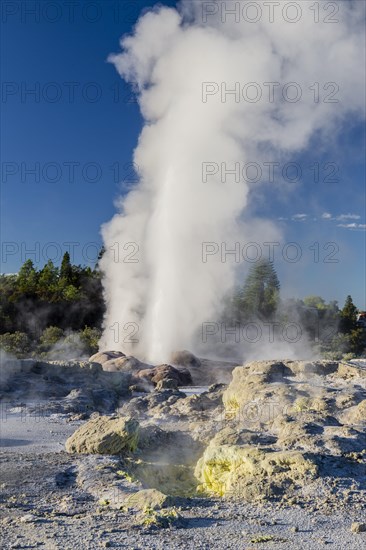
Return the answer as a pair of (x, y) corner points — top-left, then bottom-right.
(1, 410), (365, 549)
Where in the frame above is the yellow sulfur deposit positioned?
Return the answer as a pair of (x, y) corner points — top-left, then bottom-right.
(195, 444), (318, 499)
(65, 416), (139, 455)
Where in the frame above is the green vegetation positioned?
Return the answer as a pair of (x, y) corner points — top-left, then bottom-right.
(223, 260), (365, 359)
(340, 294), (359, 333)
(0, 252), (104, 358)
(141, 506), (182, 528)
(0, 254), (365, 359)
(0, 325), (101, 359)
(320, 295), (365, 359)
(0, 331), (31, 358)
(280, 295), (365, 358)
(230, 259), (280, 321)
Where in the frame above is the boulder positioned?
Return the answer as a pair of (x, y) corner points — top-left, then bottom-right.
(123, 488), (173, 510)
(89, 351), (126, 364)
(194, 443), (317, 499)
(170, 350), (201, 369)
(120, 389), (186, 418)
(170, 385), (225, 417)
(210, 426), (276, 448)
(222, 361), (298, 426)
(65, 416), (139, 455)
(102, 355), (145, 372)
(188, 358), (238, 385)
(137, 364), (192, 387)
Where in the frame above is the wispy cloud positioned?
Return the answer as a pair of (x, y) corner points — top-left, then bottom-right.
(279, 212), (363, 226)
(292, 213), (307, 221)
(337, 223), (366, 230)
(336, 213), (361, 221)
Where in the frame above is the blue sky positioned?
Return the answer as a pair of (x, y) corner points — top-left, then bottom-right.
(1, 0), (365, 309)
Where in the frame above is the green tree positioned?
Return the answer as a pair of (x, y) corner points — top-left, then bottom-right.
(323, 329), (364, 359)
(321, 296), (364, 358)
(348, 328), (365, 356)
(0, 274), (18, 333)
(241, 259), (280, 319)
(16, 259), (38, 296)
(1, 256), (105, 339)
(37, 260), (59, 301)
(79, 326), (101, 355)
(303, 295), (327, 310)
(95, 246), (105, 270)
(60, 251), (73, 283)
(38, 326), (64, 353)
(340, 295), (358, 334)
(40, 326), (64, 345)
(299, 296), (340, 346)
(62, 285), (80, 301)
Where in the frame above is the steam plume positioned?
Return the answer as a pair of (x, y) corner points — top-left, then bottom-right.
(100, 1), (365, 362)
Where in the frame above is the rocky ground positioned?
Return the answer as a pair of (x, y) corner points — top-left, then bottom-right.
(0, 352), (365, 549)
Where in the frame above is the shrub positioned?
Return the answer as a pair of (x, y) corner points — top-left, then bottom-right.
(0, 332), (31, 358)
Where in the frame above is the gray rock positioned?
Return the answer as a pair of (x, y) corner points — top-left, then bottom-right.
(170, 350), (201, 368)
(351, 522), (366, 533)
(89, 351), (126, 364)
(124, 488), (174, 510)
(65, 416), (139, 455)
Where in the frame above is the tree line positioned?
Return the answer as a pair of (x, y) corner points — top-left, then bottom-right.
(0, 252), (104, 357)
(222, 259), (365, 359)
(0, 255), (364, 359)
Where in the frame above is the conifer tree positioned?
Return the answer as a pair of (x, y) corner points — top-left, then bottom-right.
(241, 259), (280, 319)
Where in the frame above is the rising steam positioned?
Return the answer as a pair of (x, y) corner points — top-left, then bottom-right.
(99, 0), (365, 362)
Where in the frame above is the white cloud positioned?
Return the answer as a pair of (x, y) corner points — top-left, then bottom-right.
(321, 212), (332, 219)
(292, 213), (308, 221)
(336, 213), (361, 221)
(337, 223), (366, 230)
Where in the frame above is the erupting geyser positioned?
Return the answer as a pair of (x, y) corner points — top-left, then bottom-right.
(99, 0), (365, 362)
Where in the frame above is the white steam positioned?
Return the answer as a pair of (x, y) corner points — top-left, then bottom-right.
(99, 0), (365, 362)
